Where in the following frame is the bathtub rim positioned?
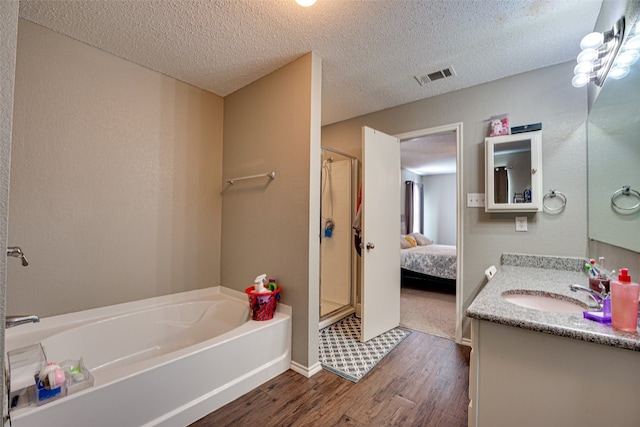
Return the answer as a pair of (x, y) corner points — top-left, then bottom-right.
(5, 286), (291, 353)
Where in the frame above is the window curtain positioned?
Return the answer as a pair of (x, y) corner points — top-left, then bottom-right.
(405, 181), (424, 234)
(494, 167), (509, 204)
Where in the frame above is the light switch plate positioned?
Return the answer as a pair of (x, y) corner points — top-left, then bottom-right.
(515, 216), (527, 232)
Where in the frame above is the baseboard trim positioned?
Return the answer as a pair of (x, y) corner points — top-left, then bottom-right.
(290, 361), (322, 378)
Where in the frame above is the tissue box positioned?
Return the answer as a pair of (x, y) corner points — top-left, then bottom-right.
(35, 378), (67, 406)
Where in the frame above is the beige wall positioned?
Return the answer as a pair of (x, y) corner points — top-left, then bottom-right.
(222, 52), (321, 368)
(8, 20), (224, 316)
(1, 0), (19, 419)
(10, 19), (322, 371)
(322, 62), (589, 339)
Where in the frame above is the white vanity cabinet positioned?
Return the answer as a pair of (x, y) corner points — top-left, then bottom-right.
(469, 318), (640, 427)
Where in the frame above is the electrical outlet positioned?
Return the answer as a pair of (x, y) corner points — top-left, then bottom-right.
(515, 216), (527, 232)
(467, 193), (485, 208)
(466, 194), (475, 207)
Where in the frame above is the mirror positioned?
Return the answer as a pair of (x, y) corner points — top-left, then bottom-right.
(485, 131), (542, 212)
(588, 27), (640, 252)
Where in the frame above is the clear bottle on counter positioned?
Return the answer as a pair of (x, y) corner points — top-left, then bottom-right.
(610, 268), (640, 332)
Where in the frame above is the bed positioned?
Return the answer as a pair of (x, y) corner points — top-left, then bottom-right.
(400, 234), (457, 287)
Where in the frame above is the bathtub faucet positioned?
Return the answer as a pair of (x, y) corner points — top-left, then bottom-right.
(5, 315), (39, 328)
(7, 246), (28, 266)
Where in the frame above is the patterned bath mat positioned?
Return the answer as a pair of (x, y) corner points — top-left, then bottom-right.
(319, 315), (411, 383)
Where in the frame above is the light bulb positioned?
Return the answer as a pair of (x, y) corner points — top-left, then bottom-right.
(616, 49), (640, 66)
(574, 62), (593, 75)
(609, 65), (630, 79)
(295, 0), (317, 6)
(626, 34), (640, 50)
(577, 48), (598, 63)
(580, 32), (604, 50)
(571, 73), (590, 87)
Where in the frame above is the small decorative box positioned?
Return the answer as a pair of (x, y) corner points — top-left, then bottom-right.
(489, 114), (510, 137)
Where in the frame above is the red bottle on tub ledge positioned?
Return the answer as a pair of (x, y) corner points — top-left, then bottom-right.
(610, 268), (640, 332)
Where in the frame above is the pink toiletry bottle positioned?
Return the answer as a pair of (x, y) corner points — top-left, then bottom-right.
(610, 268), (640, 332)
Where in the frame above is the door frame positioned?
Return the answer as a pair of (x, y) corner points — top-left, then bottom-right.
(395, 122), (464, 344)
(318, 145), (359, 330)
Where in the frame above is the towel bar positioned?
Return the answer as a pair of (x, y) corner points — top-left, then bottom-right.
(226, 171), (276, 185)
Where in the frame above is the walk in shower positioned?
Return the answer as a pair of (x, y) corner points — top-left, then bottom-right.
(320, 147), (358, 328)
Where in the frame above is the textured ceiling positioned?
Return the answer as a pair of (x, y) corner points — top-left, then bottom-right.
(18, 0), (603, 126)
(401, 132), (457, 176)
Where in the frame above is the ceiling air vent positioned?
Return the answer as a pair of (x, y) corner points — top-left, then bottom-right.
(414, 66), (456, 86)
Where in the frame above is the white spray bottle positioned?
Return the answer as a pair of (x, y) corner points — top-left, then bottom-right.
(254, 274), (268, 293)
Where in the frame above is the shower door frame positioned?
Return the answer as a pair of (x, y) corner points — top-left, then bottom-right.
(319, 146), (359, 329)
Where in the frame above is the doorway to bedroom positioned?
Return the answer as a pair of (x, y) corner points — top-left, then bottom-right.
(396, 123), (462, 342)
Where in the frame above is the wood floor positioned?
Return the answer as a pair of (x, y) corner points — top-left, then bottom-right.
(189, 331), (471, 427)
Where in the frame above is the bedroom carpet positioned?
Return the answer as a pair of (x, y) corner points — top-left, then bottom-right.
(400, 286), (456, 340)
(319, 315), (411, 383)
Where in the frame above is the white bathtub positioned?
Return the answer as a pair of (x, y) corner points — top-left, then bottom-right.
(4, 286), (292, 427)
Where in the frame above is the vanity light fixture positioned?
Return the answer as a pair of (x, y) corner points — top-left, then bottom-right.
(572, 17), (625, 87)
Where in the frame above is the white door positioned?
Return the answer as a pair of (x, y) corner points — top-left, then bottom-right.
(361, 126), (401, 342)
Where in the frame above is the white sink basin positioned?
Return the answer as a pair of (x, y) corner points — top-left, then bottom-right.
(501, 292), (588, 313)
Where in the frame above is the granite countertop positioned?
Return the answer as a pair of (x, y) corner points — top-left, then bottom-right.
(466, 253), (640, 352)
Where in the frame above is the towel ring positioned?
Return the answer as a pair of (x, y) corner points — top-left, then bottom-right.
(611, 185), (640, 211)
(543, 189), (567, 212)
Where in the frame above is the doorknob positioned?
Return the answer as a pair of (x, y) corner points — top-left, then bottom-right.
(366, 242), (375, 250)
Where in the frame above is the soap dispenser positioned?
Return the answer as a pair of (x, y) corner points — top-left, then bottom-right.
(610, 268), (640, 332)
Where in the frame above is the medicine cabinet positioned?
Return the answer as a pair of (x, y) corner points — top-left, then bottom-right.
(485, 130), (542, 212)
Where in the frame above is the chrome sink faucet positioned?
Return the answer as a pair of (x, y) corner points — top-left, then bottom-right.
(5, 315), (39, 328)
(7, 246), (28, 266)
(569, 283), (608, 310)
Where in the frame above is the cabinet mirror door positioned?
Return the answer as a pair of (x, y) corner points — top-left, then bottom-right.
(485, 131), (542, 212)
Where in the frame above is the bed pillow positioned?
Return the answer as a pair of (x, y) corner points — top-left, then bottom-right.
(410, 232), (433, 246)
(400, 235), (411, 249)
(404, 235), (418, 247)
